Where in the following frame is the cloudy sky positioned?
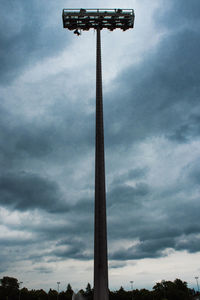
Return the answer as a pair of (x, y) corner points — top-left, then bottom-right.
(1, 0), (200, 292)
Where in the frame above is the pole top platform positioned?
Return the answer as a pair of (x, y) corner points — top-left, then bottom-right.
(62, 8), (135, 31)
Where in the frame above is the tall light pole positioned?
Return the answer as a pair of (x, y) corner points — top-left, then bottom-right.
(195, 277), (199, 293)
(130, 281), (134, 300)
(62, 8), (135, 300)
(57, 282), (60, 300)
(18, 282), (23, 300)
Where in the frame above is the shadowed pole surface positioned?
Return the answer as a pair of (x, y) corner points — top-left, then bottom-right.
(94, 27), (109, 300)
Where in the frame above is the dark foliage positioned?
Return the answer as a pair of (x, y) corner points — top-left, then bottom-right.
(0, 277), (198, 300)
(0, 276), (19, 300)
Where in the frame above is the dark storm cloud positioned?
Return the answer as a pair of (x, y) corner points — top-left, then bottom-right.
(189, 164), (200, 185)
(1, 0), (200, 268)
(0, 95), (94, 172)
(108, 182), (200, 260)
(36, 216), (93, 240)
(0, 254), (10, 273)
(27, 0), (200, 263)
(28, 253), (46, 264)
(0, 172), (69, 212)
(52, 238), (92, 260)
(0, 121), (53, 167)
(103, 2), (200, 147)
(72, 198), (93, 215)
(0, 102), (94, 215)
(127, 168), (148, 180)
(0, 236), (50, 269)
(158, 0), (200, 29)
(51, 248), (92, 260)
(0, 237), (34, 247)
(111, 168), (148, 185)
(0, 0), (70, 85)
(107, 183), (149, 208)
(176, 235), (200, 253)
(106, 153), (200, 260)
(110, 232), (200, 261)
(0, 177), (198, 263)
(15, 129), (52, 158)
(25, 237), (93, 262)
(0, 109), (48, 170)
(1, 163), (198, 262)
(110, 237), (175, 260)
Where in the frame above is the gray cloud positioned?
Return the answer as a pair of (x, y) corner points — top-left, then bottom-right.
(0, 95), (93, 167)
(34, 266), (54, 274)
(1, 160), (199, 262)
(0, 1), (70, 85)
(110, 232), (200, 261)
(111, 168), (148, 185)
(110, 237), (174, 260)
(0, 255), (11, 273)
(158, 0), (200, 29)
(0, 236), (35, 247)
(51, 243), (92, 261)
(102, 0), (200, 149)
(1, 0), (200, 273)
(107, 183), (149, 209)
(109, 261), (127, 269)
(176, 234), (200, 253)
(0, 172), (69, 212)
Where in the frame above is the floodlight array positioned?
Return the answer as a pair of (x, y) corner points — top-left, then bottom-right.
(62, 9), (135, 31)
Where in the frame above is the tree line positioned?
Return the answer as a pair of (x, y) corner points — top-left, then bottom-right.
(0, 276), (199, 300)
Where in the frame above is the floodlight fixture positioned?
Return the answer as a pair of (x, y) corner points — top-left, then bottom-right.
(62, 8), (135, 32)
(62, 8), (134, 300)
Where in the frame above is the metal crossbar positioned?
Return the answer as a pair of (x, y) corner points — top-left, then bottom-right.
(63, 8), (134, 12)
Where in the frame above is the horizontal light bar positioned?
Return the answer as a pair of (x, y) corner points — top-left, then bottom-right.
(62, 8), (135, 31)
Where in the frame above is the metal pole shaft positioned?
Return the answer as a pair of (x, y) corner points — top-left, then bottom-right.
(196, 278), (200, 292)
(94, 27), (109, 300)
(57, 283), (60, 300)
